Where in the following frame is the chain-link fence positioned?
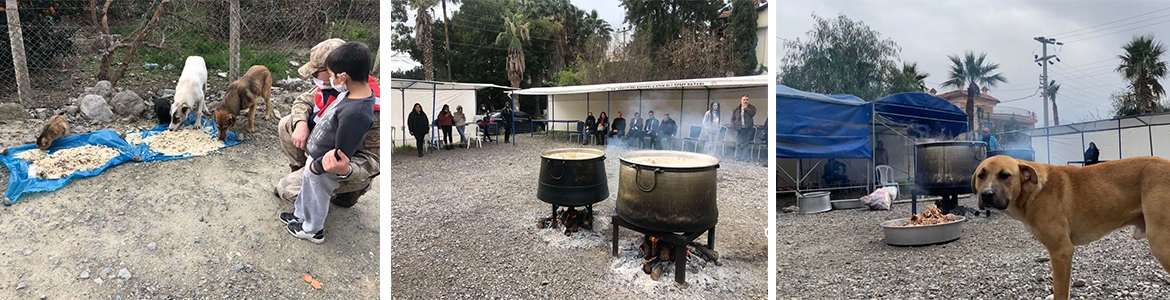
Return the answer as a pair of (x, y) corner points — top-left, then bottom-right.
(1, 0), (379, 107)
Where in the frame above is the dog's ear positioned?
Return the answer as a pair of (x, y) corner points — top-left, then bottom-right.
(1018, 162), (1039, 185)
(972, 165), (981, 194)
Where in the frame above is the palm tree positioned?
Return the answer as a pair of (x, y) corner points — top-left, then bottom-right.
(497, 12), (531, 88)
(1047, 82), (1061, 125)
(942, 51), (1008, 134)
(1117, 35), (1168, 115)
(411, 0), (437, 80)
(888, 62), (929, 93)
(587, 10), (613, 37)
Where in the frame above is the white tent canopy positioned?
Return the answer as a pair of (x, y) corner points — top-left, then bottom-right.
(514, 75), (770, 134)
(389, 79), (516, 146)
(1025, 113), (1170, 165)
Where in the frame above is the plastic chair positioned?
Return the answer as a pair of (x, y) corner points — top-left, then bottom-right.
(568, 121), (585, 143)
(751, 128), (767, 158)
(389, 126), (397, 151)
(465, 123), (482, 148)
(876, 165), (895, 187)
(682, 126), (703, 152)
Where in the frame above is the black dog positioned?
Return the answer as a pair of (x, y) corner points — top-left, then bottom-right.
(155, 96), (172, 125)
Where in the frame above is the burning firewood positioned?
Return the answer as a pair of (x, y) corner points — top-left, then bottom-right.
(536, 207), (593, 235)
(689, 242), (721, 266)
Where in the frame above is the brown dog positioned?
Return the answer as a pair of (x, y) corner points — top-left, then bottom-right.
(37, 114), (69, 150)
(973, 155), (1170, 300)
(214, 65), (273, 140)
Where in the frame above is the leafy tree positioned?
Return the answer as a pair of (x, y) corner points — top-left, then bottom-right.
(729, 0), (758, 75)
(620, 0), (724, 51)
(886, 62), (929, 94)
(1117, 35), (1168, 115)
(779, 13), (900, 101)
(942, 51), (1007, 133)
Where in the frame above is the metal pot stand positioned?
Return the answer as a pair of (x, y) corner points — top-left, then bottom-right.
(610, 215), (715, 285)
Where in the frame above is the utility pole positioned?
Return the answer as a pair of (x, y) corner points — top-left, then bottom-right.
(1034, 36), (1062, 127)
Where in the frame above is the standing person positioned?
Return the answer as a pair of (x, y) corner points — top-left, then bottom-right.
(595, 112), (609, 145)
(1085, 142), (1101, 166)
(730, 95), (756, 160)
(702, 101), (721, 154)
(281, 42), (377, 243)
(981, 128), (997, 150)
(609, 111), (626, 139)
(660, 113), (677, 150)
(437, 105), (454, 150)
(644, 111), (660, 149)
(582, 112), (595, 145)
(454, 105), (467, 146)
(276, 38), (380, 206)
(502, 102), (514, 143)
(408, 104), (429, 157)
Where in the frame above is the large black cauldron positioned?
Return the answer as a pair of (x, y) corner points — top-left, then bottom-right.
(537, 148), (609, 206)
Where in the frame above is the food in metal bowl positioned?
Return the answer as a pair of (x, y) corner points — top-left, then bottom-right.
(543, 151), (603, 160)
(22, 145), (121, 179)
(896, 205), (957, 227)
(625, 154), (713, 168)
(126, 129), (224, 156)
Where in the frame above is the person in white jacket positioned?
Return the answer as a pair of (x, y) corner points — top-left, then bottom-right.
(701, 101), (721, 154)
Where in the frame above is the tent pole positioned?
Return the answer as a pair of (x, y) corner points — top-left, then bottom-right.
(1118, 119), (1123, 158)
(587, 93), (590, 115)
(680, 88), (684, 145)
(607, 92), (611, 129)
(639, 90), (643, 115)
(870, 103), (875, 193)
(401, 89), (406, 148)
(432, 85), (437, 150)
(511, 92), (516, 145)
(1151, 123), (1155, 156)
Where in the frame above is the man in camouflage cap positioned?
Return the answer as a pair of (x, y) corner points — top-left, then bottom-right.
(274, 38), (381, 208)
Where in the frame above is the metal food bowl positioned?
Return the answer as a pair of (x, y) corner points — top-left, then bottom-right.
(797, 191), (831, 214)
(879, 216), (966, 246)
(830, 199), (865, 210)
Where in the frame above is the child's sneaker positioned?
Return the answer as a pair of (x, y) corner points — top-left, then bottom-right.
(287, 222), (325, 244)
(279, 213), (300, 225)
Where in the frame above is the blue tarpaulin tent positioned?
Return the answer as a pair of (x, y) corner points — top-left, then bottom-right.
(776, 85), (872, 158)
(874, 92), (968, 139)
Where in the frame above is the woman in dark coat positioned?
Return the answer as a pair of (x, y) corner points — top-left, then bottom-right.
(594, 112), (609, 145)
(408, 103), (430, 157)
(1084, 142), (1100, 166)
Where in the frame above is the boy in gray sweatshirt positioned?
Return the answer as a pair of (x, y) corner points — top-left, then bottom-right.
(281, 42), (376, 243)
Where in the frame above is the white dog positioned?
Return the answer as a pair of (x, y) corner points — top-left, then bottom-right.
(169, 56), (208, 130)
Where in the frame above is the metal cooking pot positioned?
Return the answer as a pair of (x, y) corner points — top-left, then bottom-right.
(988, 149), (1034, 161)
(537, 148), (609, 206)
(616, 150), (719, 233)
(914, 141), (987, 194)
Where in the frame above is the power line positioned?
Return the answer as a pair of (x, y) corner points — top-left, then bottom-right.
(1049, 6), (1170, 37)
(1055, 9), (1170, 39)
(1064, 17), (1170, 44)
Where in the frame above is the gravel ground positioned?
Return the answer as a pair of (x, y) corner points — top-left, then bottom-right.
(391, 136), (767, 299)
(0, 91), (380, 299)
(777, 195), (1170, 299)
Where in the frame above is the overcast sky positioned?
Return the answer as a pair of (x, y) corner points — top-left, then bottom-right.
(778, 0), (1170, 124)
(390, 0), (626, 72)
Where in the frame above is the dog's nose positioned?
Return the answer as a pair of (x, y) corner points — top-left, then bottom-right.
(980, 190), (995, 203)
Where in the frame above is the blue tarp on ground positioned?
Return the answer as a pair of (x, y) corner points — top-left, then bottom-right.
(1, 113), (242, 204)
(874, 92), (967, 139)
(776, 85), (873, 158)
(1, 130), (136, 203)
(125, 114), (243, 162)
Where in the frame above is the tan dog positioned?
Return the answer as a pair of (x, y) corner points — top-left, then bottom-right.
(214, 65), (273, 140)
(37, 114), (69, 150)
(973, 155), (1170, 299)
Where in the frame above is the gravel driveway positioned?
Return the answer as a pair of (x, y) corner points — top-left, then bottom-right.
(391, 136), (767, 299)
(777, 195), (1170, 299)
(0, 95), (380, 299)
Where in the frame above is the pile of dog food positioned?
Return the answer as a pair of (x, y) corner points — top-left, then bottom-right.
(17, 145), (122, 179)
(898, 205), (957, 226)
(126, 129), (224, 156)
